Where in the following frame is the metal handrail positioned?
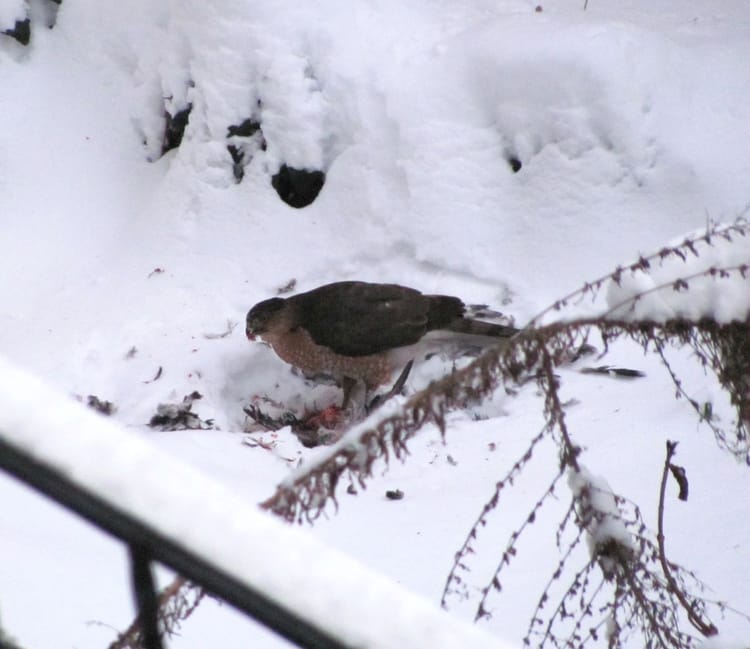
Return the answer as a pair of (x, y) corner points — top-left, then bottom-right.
(0, 436), (353, 649)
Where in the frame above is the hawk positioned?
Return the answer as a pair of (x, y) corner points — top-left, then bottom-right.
(245, 281), (517, 410)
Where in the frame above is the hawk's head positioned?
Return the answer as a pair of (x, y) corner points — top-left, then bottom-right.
(246, 297), (286, 340)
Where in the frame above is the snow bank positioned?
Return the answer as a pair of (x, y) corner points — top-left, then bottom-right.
(0, 354), (513, 649)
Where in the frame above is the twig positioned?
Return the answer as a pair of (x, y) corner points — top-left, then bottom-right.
(472, 468), (566, 621)
(523, 524), (585, 644)
(539, 346), (580, 473)
(621, 568), (672, 649)
(144, 366), (163, 384)
(657, 441), (718, 637)
(441, 424), (552, 608)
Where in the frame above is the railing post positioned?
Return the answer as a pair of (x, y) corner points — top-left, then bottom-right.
(129, 543), (165, 649)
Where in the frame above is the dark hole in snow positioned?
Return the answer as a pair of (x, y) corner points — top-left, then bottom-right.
(507, 156), (522, 173)
(271, 164), (325, 208)
(162, 104), (192, 154)
(3, 19), (30, 45)
(227, 118), (261, 138)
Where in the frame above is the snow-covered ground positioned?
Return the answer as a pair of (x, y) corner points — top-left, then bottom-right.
(1, 1), (748, 648)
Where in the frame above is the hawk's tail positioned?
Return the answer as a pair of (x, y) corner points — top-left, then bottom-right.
(446, 318), (517, 340)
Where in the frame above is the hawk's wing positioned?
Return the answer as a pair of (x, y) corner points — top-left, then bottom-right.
(290, 281), (463, 356)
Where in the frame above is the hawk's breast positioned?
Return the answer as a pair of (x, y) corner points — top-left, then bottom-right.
(268, 327), (394, 388)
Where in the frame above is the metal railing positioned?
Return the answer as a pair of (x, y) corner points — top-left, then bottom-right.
(0, 435), (351, 649)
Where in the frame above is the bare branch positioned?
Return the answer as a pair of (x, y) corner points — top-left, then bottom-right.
(657, 442), (718, 637)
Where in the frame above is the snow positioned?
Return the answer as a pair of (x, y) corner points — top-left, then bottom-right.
(700, 637), (750, 649)
(0, 1), (25, 28)
(1, 1), (749, 648)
